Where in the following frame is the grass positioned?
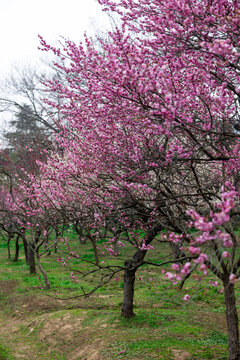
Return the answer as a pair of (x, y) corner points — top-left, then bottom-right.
(0, 230), (237, 359)
(0, 343), (14, 360)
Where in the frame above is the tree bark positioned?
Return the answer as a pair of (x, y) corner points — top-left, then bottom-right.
(22, 235), (29, 264)
(121, 226), (161, 318)
(224, 278), (240, 360)
(74, 225), (86, 244)
(121, 261), (136, 317)
(28, 246), (36, 274)
(13, 235), (20, 262)
(78, 227), (87, 244)
(114, 239), (119, 255)
(53, 226), (60, 253)
(121, 250), (146, 318)
(89, 235), (99, 266)
(7, 233), (13, 259)
(36, 249), (50, 289)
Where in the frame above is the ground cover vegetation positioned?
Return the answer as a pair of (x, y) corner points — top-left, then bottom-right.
(0, 0), (240, 359)
(0, 230), (239, 360)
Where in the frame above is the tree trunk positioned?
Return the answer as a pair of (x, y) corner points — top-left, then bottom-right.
(79, 228), (86, 244)
(113, 230), (121, 256)
(224, 278), (240, 360)
(74, 225), (86, 244)
(28, 246), (36, 274)
(122, 248), (147, 317)
(121, 259), (138, 317)
(79, 236), (87, 245)
(89, 236), (99, 266)
(53, 226), (60, 252)
(121, 227), (161, 318)
(7, 233), (12, 259)
(22, 235), (29, 264)
(13, 235), (20, 262)
(36, 249), (50, 289)
(114, 239), (119, 255)
(121, 248), (148, 317)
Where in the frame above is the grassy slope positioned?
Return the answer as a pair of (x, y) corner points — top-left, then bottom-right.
(0, 230), (238, 360)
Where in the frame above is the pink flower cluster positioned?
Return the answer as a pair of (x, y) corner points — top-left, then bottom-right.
(166, 190), (238, 290)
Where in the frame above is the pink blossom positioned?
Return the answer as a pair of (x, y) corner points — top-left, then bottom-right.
(195, 254), (209, 263)
(172, 263), (180, 271)
(222, 251), (230, 258)
(186, 210), (214, 231)
(183, 294), (190, 301)
(168, 233), (183, 243)
(229, 274), (237, 284)
(195, 232), (216, 244)
(181, 262), (191, 274)
(176, 274), (182, 281)
(212, 212), (230, 226)
(118, 350), (125, 355)
(216, 231), (233, 248)
(106, 248), (116, 256)
(118, 241), (125, 247)
(188, 246), (201, 255)
(199, 263), (208, 276)
(165, 272), (175, 280)
(140, 243), (154, 250)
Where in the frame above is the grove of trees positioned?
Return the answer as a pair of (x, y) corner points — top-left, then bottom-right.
(0, 0), (239, 359)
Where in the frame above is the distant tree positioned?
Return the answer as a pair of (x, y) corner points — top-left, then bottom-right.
(5, 104), (44, 145)
(0, 65), (66, 144)
(0, 103), (53, 276)
(3, 103), (49, 174)
(9, 103), (40, 132)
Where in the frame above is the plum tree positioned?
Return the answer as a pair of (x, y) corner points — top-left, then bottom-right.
(17, 0), (240, 357)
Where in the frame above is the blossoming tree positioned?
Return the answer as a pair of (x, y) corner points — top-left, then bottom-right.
(22, 0), (240, 357)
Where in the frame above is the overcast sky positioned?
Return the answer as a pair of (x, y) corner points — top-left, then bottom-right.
(0, 0), (110, 80)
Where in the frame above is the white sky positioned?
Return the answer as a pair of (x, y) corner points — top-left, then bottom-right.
(0, 0), (110, 80)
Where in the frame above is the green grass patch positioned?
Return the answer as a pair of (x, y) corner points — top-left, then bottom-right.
(0, 343), (14, 360)
(0, 228), (237, 359)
